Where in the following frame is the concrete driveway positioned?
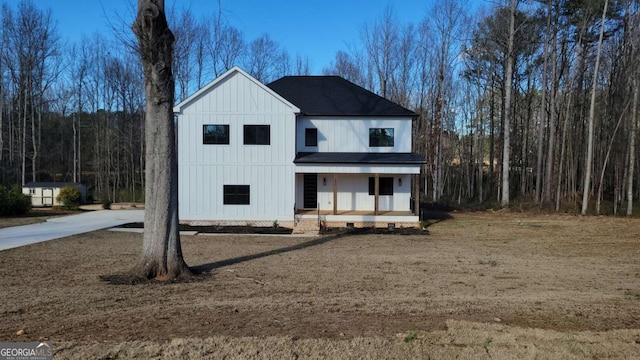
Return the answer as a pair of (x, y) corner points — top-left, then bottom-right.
(0, 210), (144, 251)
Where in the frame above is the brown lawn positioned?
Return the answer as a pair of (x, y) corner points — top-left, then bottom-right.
(1, 211), (639, 359)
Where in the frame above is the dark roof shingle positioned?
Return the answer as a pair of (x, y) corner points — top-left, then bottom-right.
(267, 76), (416, 117)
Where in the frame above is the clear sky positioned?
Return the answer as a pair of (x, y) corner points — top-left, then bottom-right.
(21, 0), (484, 74)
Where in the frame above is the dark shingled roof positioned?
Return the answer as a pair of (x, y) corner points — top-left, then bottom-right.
(267, 76), (416, 117)
(294, 152), (426, 164)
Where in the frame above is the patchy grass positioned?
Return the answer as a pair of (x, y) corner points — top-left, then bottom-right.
(483, 336), (493, 350)
(404, 330), (417, 343)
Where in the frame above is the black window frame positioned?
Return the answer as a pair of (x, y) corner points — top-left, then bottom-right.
(203, 124), (230, 145)
(223, 185), (250, 205)
(369, 128), (394, 147)
(305, 128), (318, 147)
(243, 125), (270, 145)
(368, 177), (394, 196)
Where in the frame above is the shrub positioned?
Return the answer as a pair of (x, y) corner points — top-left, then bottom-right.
(404, 330), (417, 343)
(0, 185), (31, 216)
(102, 199), (112, 210)
(57, 186), (81, 210)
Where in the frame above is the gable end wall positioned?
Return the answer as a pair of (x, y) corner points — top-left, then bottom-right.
(178, 71), (296, 222)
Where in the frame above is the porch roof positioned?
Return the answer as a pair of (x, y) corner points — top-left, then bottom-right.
(294, 152), (426, 165)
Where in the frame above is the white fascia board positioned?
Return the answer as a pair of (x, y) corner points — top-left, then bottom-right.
(294, 163), (421, 174)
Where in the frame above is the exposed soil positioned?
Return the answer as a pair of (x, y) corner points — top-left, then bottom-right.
(1, 211), (639, 358)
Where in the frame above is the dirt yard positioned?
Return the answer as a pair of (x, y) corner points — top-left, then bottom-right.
(1, 211), (639, 359)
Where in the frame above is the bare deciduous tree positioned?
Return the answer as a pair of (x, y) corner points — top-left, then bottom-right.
(243, 33), (285, 83)
(501, 0), (517, 207)
(422, 0), (468, 203)
(323, 51), (365, 86)
(627, 77), (638, 215)
(361, 5), (400, 98)
(581, 0), (608, 215)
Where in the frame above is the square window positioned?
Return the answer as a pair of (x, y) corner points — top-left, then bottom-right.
(244, 125), (270, 145)
(29, 188), (36, 195)
(203, 124), (229, 144)
(223, 185), (250, 205)
(368, 177), (394, 196)
(305, 128), (318, 147)
(369, 128), (394, 147)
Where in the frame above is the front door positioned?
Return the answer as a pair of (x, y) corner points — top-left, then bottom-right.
(303, 173), (318, 209)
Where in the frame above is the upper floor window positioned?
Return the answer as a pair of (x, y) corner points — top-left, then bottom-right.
(244, 125), (270, 145)
(305, 128), (318, 147)
(369, 128), (394, 147)
(203, 124), (229, 145)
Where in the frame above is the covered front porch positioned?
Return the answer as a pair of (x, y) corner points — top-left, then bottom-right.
(293, 153), (424, 228)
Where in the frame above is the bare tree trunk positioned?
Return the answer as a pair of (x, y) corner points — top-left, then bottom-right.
(21, 85), (27, 186)
(140, 109), (145, 200)
(581, 0), (608, 215)
(628, 78), (638, 215)
(78, 112), (82, 184)
(501, 0), (516, 207)
(132, 0), (191, 280)
(478, 111), (484, 204)
(30, 91), (36, 182)
(596, 101), (629, 214)
(0, 77), (3, 163)
(556, 92), (571, 212)
(73, 113), (77, 183)
(544, 23), (559, 203)
(535, 0), (552, 205)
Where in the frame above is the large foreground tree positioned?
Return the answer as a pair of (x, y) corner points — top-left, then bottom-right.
(132, 0), (191, 279)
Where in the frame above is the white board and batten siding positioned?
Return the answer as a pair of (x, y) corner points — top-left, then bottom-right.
(175, 67), (299, 222)
(296, 117), (412, 153)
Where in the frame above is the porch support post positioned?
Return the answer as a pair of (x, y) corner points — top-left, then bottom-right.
(374, 173), (379, 215)
(414, 174), (420, 216)
(333, 174), (338, 215)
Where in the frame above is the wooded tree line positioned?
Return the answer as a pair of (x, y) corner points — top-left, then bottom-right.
(324, 0), (639, 214)
(0, 1), (310, 203)
(1, 0), (638, 214)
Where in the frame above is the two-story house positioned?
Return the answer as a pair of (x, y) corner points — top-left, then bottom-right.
(174, 66), (425, 231)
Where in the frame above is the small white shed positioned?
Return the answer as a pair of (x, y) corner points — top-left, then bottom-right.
(22, 182), (87, 207)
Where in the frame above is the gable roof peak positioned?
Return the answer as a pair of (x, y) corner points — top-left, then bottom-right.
(173, 66), (299, 114)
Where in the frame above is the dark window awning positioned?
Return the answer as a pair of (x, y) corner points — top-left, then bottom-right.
(294, 152), (426, 165)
